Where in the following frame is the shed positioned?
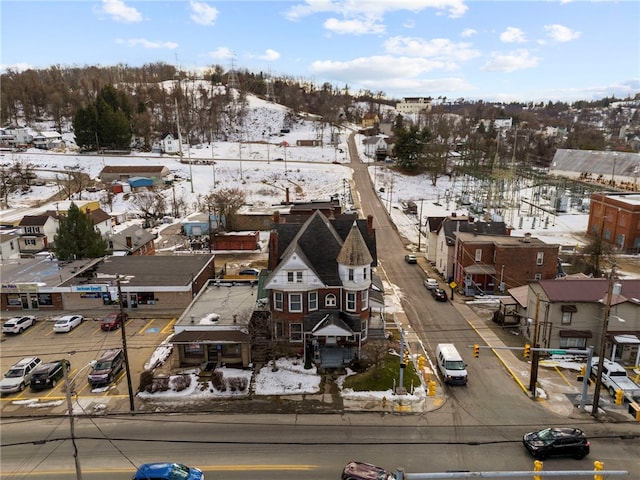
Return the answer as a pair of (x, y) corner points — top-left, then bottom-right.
(128, 177), (154, 189)
(213, 231), (260, 251)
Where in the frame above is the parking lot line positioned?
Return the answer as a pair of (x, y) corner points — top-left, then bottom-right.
(161, 318), (177, 334)
(139, 318), (156, 334)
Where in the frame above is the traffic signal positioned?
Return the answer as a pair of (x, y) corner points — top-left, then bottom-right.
(417, 355), (425, 370)
(523, 344), (531, 358)
(593, 460), (604, 480)
(580, 364), (586, 376)
(403, 349), (409, 364)
(473, 344), (480, 358)
(615, 389), (624, 405)
(533, 460), (543, 480)
(428, 380), (436, 396)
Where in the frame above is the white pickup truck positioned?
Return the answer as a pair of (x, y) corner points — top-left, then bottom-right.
(591, 358), (640, 400)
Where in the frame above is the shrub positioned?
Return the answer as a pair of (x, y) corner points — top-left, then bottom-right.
(211, 370), (226, 391)
(170, 374), (191, 392)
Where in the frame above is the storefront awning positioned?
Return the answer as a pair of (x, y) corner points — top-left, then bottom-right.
(613, 334), (640, 345)
(172, 329), (249, 344)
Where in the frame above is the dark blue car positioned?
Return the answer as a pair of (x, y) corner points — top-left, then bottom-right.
(133, 462), (203, 479)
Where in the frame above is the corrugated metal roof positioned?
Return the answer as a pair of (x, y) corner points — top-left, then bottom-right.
(550, 149), (640, 178)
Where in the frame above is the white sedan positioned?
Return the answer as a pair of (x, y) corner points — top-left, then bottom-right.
(53, 315), (83, 333)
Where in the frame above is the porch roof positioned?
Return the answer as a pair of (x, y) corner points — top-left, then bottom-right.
(172, 329), (249, 344)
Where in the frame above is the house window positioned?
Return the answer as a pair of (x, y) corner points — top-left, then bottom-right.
(561, 312), (572, 325)
(290, 323), (303, 342)
(296, 272), (303, 283)
(534, 273), (542, 281)
(560, 337), (586, 349)
(24, 238), (36, 246)
(536, 252), (544, 265)
(287, 272), (294, 282)
(346, 292), (356, 312)
(348, 268), (354, 281)
(288, 271), (302, 283)
(361, 290), (368, 310)
(325, 294), (337, 307)
(475, 249), (482, 261)
(274, 292), (283, 311)
(360, 319), (368, 340)
(616, 233), (625, 248)
(9, 241), (14, 250)
(363, 267), (368, 280)
(308, 291), (318, 311)
(289, 293), (302, 312)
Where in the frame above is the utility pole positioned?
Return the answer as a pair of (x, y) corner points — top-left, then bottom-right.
(63, 363), (82, 480)
(417, 198), (424, 252)
(592, 264), (616, 417)
(529, 293), (541, 394)
(116, 276), (136, 412)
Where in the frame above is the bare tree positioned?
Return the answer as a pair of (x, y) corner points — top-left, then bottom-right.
(360, 338), (391, 379)
(55, 164), (90, 201)
(130, 189), (168, 226)
(205, 187), (246, 231)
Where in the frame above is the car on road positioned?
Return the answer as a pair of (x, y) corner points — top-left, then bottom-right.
(30, 359), (70, 391)
(523, 427), (590, 460)
(2, 315), (36, 334)
(132, 462), (204, 480)
(0, 357), (42, 394)
(431, 287), (447, 302)
(238, 268), (260, 276)
(101, 312), (128, 331)
(342, 461), (396, 480)
(423, 278), (438, 290)
(53, 315), (83, 333)
(404, 254), (417, 264)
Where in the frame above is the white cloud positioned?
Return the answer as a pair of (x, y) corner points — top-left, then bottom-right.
(285, 0), (468, 22)
(482, 49), (540, 73)
(258, 49), (281, 61)
(500, 27), (526, 43)
(99, 0), (142, 23)
(208, 47), (234, 60)
(115, 38), (178, 50)
(461, 28), (476, 38)
(189, 1), (219, 26)
(384, 36), (481, 63)
(323, 16), (385, 35)
(0, 63), (33, 73)
(543, 24), (580, 42)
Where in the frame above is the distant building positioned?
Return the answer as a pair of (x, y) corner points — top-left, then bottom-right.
(587, 192), (640, 254)
(395, 97), (432, 115)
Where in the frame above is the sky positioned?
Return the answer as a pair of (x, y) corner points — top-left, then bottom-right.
(1, 0), (639, 103)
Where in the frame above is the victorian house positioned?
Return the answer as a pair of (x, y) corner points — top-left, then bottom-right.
(264, 211), (378, 368)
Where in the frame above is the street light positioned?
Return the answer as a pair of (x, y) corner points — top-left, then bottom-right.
(63, 359), (97, 480)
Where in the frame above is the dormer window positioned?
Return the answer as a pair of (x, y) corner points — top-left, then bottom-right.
(348, 268), (354, 281)
(325, 294), (337, 307)
(287, 271), (303, 283)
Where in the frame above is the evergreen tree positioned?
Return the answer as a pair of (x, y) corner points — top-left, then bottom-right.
(54, 203), (108, 260)
(73, 104), (98, 150)
(393, 125), (431, 172)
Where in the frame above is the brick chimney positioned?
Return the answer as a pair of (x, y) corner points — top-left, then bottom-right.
(273, 210), (280, 224)
(269, 230), (279, 271)
(285, 187), (290, 204)
(367, 215), (373, 236)
(126, 236), (133, 248)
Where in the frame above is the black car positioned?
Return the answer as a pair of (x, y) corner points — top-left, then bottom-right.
(431, 288), (447, 302)
(30, 360), (70, 391)
(523, 427), (590, 460)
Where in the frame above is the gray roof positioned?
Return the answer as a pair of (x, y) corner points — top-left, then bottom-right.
(538, 278), (640, 303)
(550, 149), (640, 178)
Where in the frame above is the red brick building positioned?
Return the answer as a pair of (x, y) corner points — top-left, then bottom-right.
(454, 232), (560, 295)
(587, 192), (640, 254)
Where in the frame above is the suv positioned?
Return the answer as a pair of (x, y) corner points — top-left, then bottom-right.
(0, 357), (42, 394)
(404, 254), (417, 264)
(523, 427), (590, 460)
(101, 312), (128, 331)
(30, 360), (70, 391)
(88, 349), (124, 387)
(133, 463), (204, 480)
(2, 315), (36, 334)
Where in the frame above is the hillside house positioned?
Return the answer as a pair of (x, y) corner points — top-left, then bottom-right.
(99, 165), (171, 185)
(454, 232), (560, 295)
(396, 97), (432, 114)
(17, 215), (58, 256)
(264, 211), (378, 368)
(0, 230), (21, 261)
(86, 208), (114, 238)
(361, 112), (379, 129)
(32, 131), (63, 150)
(108, 225), (155, 256)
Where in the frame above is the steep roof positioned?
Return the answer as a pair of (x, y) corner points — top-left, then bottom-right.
(271, 211), (377, 285)
(336, 221), (373, 267)
(18, 215), (53, 226)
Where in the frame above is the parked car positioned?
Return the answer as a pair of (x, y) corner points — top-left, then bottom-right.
(101, 312), (128, 331)
(30, 360), (70, 391)
(53, 315), (83, 333)
(342, 461), (396, 480)
(523, 427), (590, 460)
(132, 462), (204, 480)
(431, 288), (447, 302)
(2, 315), (36, 334)
(404, 254), (417, 264)
(239, 268), (260, 276)
(423, 278), (438, 290)
(0, 357), (42, 394)
(88, 349), (124, 388)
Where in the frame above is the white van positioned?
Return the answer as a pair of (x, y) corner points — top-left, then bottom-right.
(436, 343), (468, 385)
